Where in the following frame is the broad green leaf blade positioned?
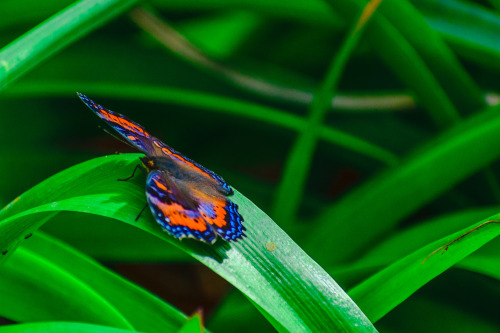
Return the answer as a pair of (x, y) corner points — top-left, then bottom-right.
(0, 322), (138, 333)
(0, 154), (376, 332)
(15, 232), (189, 332)
(349, 213), (500, 322)
(309, 105), (500, 263)
(0, 0), (139, 91)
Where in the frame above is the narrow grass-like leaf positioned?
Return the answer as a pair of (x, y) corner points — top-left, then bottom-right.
(354, 207), (500, 267)
(0, 245), (133, 328)
(1, 81), (399, 166)
(271, 0), (382, 224)
(420, 0), (500, 70)
(376, 0), (485, 113)
(457, 252), (500, 281)
(309, 105), (500, 263)
(329, 208), (500, 288)
(178, 311), (204, 333)
(325, 0), (460, 126)
(349, 212), (500, 322)
(0, 154), (377, 332)
(0, 322), (137, 333)
(177, 11), (262, 59)
(376, 296), (500, 333)
(42, 214), (190, 262)
(14, 232), (189, 332)
(0, 0), (139, 91)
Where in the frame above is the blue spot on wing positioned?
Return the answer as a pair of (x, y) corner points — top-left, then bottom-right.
(197, 198), (245, 242)
(217, 200), (245, 241)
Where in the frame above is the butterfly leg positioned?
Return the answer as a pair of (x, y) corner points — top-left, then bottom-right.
(135, 203), (149, 222)
(118, 164), (146, 182)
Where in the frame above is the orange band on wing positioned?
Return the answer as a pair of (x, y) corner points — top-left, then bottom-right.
(99, 108), (151, 138)
(152, 178), (168, 192)
(161, 147), (207, 176)
(192, 189), (228, 228)
(154, 200), (208, 232)
(203, 203), (228, 228)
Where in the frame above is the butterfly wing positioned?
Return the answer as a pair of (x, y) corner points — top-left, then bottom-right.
(79, 93), (244, 242)
(145, 170), (217, 243)
(80, 93), (233, 196)
(78, 93), (155, 155)
(154, 140), (233, 196)
(146, 170), (245, 243)
(188, 186), (245, 241)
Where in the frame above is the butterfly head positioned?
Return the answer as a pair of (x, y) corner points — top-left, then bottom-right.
(140, 156), (157, 171)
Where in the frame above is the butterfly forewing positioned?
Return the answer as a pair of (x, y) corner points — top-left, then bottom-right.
(152, 140), (233, 195)
(78, 93), (155, 155)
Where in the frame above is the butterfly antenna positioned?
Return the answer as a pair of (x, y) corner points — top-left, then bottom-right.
(99, 125), (136, 150)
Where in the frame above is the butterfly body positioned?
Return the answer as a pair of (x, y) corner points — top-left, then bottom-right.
(78, 93), (245, 244)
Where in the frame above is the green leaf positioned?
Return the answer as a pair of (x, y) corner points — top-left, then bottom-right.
(419, 0), (500, 70)
(353, 207), (500, 268)
(0, 154), (377, 332)
(1, 81), (399, 167)
(177, 11), (262, 59)
(0, 322), (138, 333)
(271, 0), (381, 225)
(309, 104), (500, 263)
(376, 0), (485, 113)
(376, 295), (500, 333)
(349, 212), (500, 322)
(0, 245), (132, 328)
(41, 213), (190, 262)
(0, 232), (188, 332)
(0, 0), (139, 91)
(178, 311), (204, 333)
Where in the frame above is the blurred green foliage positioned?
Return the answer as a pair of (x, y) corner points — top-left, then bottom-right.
(1, 0), (500, 332)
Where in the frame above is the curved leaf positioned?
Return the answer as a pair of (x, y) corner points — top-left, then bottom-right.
(4, 232), (189, 332)
(0, 154), (376, 332)
(0, 322), (138, 333)
(0, 245), (132, 328)
(309, 105), (500, 263)
(349, 212), (500, 322)
(0, 0), (139, 90)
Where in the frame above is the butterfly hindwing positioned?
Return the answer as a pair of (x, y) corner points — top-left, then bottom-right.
(145, 170), (217, 243)
(189, 187), (245, 241)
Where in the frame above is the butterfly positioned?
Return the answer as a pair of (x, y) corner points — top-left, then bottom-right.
(77, 93), (245, 244)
